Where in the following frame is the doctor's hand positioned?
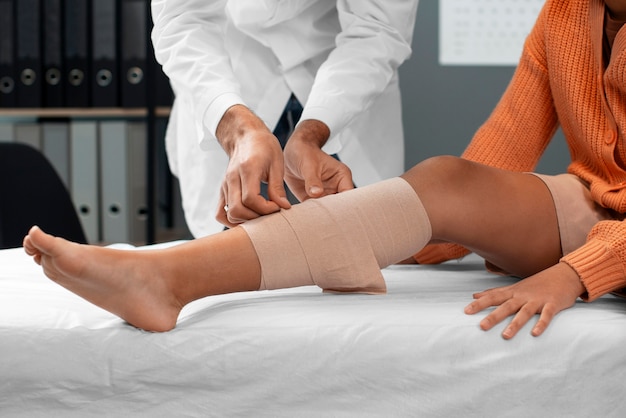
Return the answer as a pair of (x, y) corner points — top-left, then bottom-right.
(284, 119), (354, 201)
(464, 262), (585, 339)
(215, 105), (291, 228)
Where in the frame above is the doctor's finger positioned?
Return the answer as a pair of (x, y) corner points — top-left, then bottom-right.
(238, 172), (281, 217)
(215, 192), (234, 228)
(227, 190), (263, 225)
(218, 178), (258, 226)
(266, 163), (291, 209)
(298, 161), (325, 199)
(335, 169), (355, 194)
(216, 188), (237, 228)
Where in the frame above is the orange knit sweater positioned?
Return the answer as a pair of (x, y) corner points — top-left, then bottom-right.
(414, 0), (626, 301)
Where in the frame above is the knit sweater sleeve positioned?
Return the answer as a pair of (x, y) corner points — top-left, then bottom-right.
(414, 3), (559, 264)
(561, 221), (626, 301)
(461, 4), (558, 171)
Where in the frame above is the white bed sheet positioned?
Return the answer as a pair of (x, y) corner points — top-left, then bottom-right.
(1, 242), (626, 417)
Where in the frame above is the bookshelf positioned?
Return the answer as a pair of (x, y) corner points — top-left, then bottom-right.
(0, 0), (191, 245)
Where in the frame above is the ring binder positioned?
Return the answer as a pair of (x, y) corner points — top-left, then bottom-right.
(92, 0), (119, 107)
(120, 0), (147, 107)
(15, 0), (42, 107)
(100, 120), (147, 244)
(0, 0), (16, 107)
(70, 121), (100, 243)
(43, 0), (64, 107)
(64, 0), (90, 107)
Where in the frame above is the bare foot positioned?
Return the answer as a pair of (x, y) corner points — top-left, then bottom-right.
(23, 226), (183, 332)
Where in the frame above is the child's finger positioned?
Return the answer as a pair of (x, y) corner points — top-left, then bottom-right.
(501, 302), (540, 339)
(478, 298), (522, 331)
(531, 303), (558, 337)
(464, 288), (509, 314)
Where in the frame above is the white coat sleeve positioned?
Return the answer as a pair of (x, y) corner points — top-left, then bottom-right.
(301, 0), (419, 152)
(151, 0), (244, 146)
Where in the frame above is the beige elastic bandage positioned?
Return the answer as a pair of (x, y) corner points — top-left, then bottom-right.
(241, 177), (432, 294)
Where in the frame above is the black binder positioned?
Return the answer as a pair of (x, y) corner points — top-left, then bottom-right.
(0, 0), (16, 107)
(120, 0), (147, 107)
(43, 0), (64, 107)
(153, 60), (174, 107)
(147, 9), (173, 107)
(64, 0), (90, 107)
(15, 0), (42, 107)
(91, 0), (119, 107)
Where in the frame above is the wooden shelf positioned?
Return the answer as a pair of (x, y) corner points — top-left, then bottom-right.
(0, 107), (171, 118)
(154, 107), (171, 117)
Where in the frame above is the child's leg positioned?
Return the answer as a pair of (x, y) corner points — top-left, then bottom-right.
(24, 176), (431, 331)
(24, 156), (561, 332)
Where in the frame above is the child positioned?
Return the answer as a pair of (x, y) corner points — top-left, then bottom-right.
(24, 0), (626, 339)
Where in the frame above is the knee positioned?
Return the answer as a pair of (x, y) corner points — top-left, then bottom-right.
(402, 155), (472, 191)
(400, 156), (481, 240)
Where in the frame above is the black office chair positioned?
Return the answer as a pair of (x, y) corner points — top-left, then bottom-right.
(0, 142), (87, 249)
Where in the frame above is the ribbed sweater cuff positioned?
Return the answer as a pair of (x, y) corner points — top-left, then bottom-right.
(413, 243), (470, 265)
(561, 240), (626, 302)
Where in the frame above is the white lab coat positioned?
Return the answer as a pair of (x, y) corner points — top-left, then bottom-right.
(151, 0), (419, 236)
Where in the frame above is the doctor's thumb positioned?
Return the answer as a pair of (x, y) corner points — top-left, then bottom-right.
(305, 178), (324, 198)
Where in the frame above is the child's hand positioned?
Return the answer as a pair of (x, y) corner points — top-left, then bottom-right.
(464, 262), (585, 339)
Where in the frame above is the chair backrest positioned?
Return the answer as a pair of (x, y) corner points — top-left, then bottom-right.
(0, 142), (87, 249)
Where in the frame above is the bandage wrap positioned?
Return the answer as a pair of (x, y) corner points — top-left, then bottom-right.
(241, 177), (431, 294)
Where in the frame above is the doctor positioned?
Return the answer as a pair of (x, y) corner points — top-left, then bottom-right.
(151, 0), (419, 236)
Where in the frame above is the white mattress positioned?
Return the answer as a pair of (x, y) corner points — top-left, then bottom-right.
(1, 242), (626, 417)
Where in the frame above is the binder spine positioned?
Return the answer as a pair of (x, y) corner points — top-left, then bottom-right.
(0, 0), (16, 107)
(99, 120), (129, 243)
(127, 121), (147, 241)
(14, 122), (42, 150)
(15, 0), (42, 107)
(43, 0), (64, 107)
(64, 0), (90, 107)
(70, 121), (100, 243)
(42, 121), (70, 187)
(91, 0), (119, 107)
(120, 0), (147, 107)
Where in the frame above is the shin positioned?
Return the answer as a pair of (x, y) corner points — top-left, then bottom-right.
(242, 177), (432, 294)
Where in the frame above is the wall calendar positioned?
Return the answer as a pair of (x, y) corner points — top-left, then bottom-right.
(439, 0), (544, 66)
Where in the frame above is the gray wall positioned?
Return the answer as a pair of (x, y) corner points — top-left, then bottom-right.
(399, 1), (569, 175)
